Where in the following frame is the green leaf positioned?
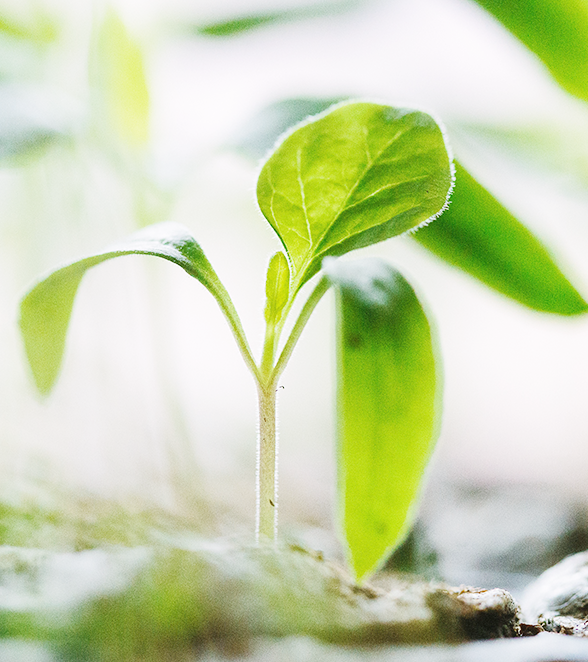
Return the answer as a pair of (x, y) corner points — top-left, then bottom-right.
(413, 162), (588, 315)
(473, 0), (588, 102)
(19, 222), (243, 395)
(264, 251), (290, 325)
(257, 101), (453, 290)
(324, 257), (439, 581)
(94, 8), (150, 146)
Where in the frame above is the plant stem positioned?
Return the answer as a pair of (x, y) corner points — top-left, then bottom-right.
(256, 381), (278, 541)
(273, 276), (330, 382)
(255, 276), (331, 543)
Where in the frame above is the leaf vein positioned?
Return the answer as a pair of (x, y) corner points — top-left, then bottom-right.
(305, 125), (407, 264)
(296, 147), (313, 248)
(346, 174), (429, 209)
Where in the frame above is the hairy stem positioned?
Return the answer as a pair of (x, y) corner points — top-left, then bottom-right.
(257, 382), (278, 541)
(255, 276), (330, 542)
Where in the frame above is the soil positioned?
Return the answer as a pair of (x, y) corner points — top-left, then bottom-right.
(2, 486), (588, 661)
(0, 539), (585, 662)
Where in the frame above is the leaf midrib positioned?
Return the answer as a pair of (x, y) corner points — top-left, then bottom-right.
(293, 123), (409, 284)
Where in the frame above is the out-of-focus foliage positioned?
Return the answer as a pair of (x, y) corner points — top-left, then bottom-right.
(192, 0), (588, 115)
(92, 8), (149, 147)
(472, 0), (588, 104)
(0, 6), (66, 162)
(195, 0), (361, 36)
(0, 7), (56, 43)
(448, 119), (588, 190)
(230, 96), (348, 160)
(0, 85), (70, 163)
(414, 163), (588, 315)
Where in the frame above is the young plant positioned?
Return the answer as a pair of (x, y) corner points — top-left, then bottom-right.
(19, 101), (453, 580)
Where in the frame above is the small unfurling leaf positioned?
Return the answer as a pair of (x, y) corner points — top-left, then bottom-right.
(264, 251), (290, 326)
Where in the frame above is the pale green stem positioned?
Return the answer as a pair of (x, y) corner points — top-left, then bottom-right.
(254, 275), (331, 543)
(256, 315), (279, 541)
(254, 276), (331, 542)
(256, 381), (278, 541)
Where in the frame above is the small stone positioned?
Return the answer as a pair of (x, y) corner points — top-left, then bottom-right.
(522, 550), (588, 636)
(429, 586), (521, 640)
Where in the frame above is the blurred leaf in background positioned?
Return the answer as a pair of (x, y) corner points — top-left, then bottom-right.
(446, 119), (588, 189)
(414, 162), (588, 315)
(88, 7), (175, 228)
(473, 0), (588, 104)
(0, 84), (71, 164)
(92, 7), (150, 149)
(0, 4), (66, 164)
(195, 0), (362, 37)
(0, 5), (56, 44)
(230, 96), (348, 160)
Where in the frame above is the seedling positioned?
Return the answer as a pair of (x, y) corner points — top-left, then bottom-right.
(19, 101), (454, 580)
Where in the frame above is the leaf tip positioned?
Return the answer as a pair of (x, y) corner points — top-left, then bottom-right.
(557, 294), (588, 316)
(18, 292), (60, 397)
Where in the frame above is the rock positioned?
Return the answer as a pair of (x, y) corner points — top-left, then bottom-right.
(435, 586), (521, 640)
(522, 550), (588, 636)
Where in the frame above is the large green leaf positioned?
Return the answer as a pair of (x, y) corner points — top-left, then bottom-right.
(19, 222), (241, 395)
(473, 0), (588, 103)
(414, 162), (588, 315)
(257, 101), (453, 290)
(324, 257), (439, 581)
